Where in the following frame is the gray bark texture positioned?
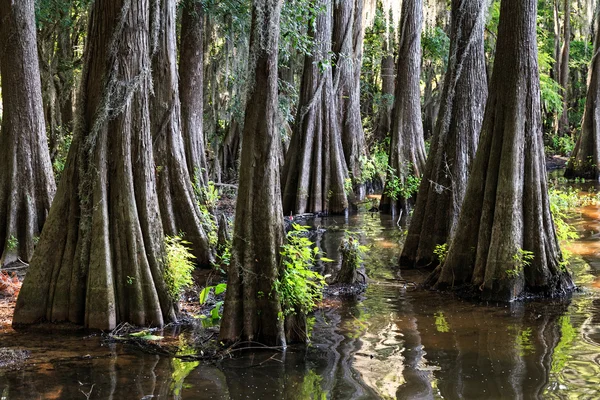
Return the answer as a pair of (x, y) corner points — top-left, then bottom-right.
(150, 0), (211, 267)
(565, 14), (600, 179)
(401, 0), (488, 267)
(428, 0), (575, 301)
(0, 0), (56, 265)
(14, 0), (176, 329)
(281, 0), (349, 215)
(219, 0), (288, 346)
(333, 0), (367, 200)
(379, 0), (427, 215)
(180, 0), (209, 189)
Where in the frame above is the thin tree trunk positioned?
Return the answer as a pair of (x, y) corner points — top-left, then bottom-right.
(150, 0), (211, 266)
(379, 0), (427, 215)
(333, 0), (367, 201)
(401, 0), (489, 267)
(180, 0), (209, 189)
(429, 0), (575, 301)
(374, 41), (395, 143)
(0, 0), (56, 265)
(281, 0), (349, 215)
(565, 7), (600, 179)
(219, 0), (287, 346)
(558, 0), (571, 135)
(14, 0), (176, 329)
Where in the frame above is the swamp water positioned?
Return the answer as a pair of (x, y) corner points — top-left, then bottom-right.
(1, 197), (600, 398)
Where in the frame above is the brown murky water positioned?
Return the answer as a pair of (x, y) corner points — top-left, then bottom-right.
(1, 193), (600, 399)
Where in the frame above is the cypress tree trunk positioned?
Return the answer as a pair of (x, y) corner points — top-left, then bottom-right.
(379, 0), (427, 215)
(401, 0), (488, 267)
(150, 0), (211, 266)
(565, 14), (600, 179)
(0, 0), (56, 265)
(281, 0), (349, 215)
(333, 0), (367, 200)
(14, 0), (176, 329)
(374, 41), (395, 143)
(219, 0), (287, 346)
(180, 0), (209, 188)
(558, 0), (571, 135)
(429, 0), (575, 301)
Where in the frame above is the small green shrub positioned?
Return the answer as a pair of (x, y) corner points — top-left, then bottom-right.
(434, 243), (448, 264)
(6, 235), (18, 251)
(506, 249), (534, 278)
(164, 235), (196, 300)
(198, 283), (227, 321)
(384, 164), (421, 201)
(274, 224), (326, 318)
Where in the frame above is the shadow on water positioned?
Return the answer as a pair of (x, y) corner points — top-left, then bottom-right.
(2, 207), (600, 398)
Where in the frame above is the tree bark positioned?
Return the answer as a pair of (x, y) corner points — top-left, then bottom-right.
(400, 0), (488, 267)
(333, 0), (367, 201)
(429, 0), (575, 301)
(180, 0), (209, 189)
(374, 41), (395, 143)
(219, 0), (287, 346)
(565, 11), (600, 179)
(558, 0), (571, 135)
(281, 0), (349, 216)
(0, 0), (56, 265)
(379, 0), (427, 215)
(150, 0), (211, 266)
(14, 0), (176, 329)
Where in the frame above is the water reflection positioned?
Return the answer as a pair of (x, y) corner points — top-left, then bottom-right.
(2, 206), (600, 398)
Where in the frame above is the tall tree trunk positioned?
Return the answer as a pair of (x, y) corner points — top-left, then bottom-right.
(0, 0), (56, 265)
(150, 0), (211, 266)
(219, 0), (287, 346)
(281, 0), (349, 215)
(558, 0), (571, 135)
(565, 9), (600, 179)
(379, 0), (427, 215)
(428, 0), (575, 301)
(14, 0), (176, 329)
(180, 0), (209, 189)
(400, 0), (488, 267)
(333, 0), (367, 201)
(374, 40), (395, 143)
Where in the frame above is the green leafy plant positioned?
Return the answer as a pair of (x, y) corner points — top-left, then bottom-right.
(434, 243), (448, 264)
(339, 233), (368, 269)
(198, 283), (227, 321)
(274, 224), (326, 317)
(6, 235), (18, 251)
(164, 235), (196, 300)
(506, 249), (534, 278)
(384, 165), (421, 201)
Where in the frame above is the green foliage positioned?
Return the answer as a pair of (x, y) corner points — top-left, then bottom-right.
(6, 236), (18, 251)
(52, 132), (72, 182)
(164, 235), (196, 300)
(359, 144), (388, 184)
(422, 26), (450, 69)
(339, 233), (369, 269)
(193, 181), (219, 248)
(274, 224), (326, 317)
(198, 283), (227, 321)
(433, 243), (448, 264)
(547, 134), (575, 156)
(506, 249), (534, 278)
(384, 165), (421, 201)
(538, 52), (564, 116)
